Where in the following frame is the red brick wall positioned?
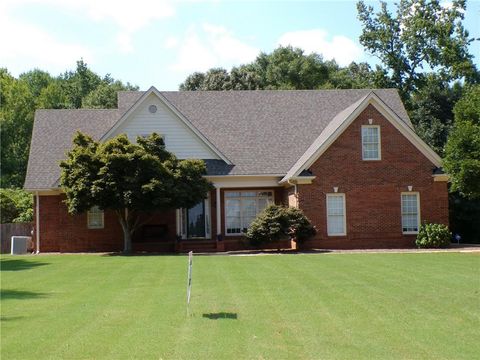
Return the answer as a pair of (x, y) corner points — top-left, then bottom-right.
(35, 195), (177, 252)
(298, 104), (449, 249)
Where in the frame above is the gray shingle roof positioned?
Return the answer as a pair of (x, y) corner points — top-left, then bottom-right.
(25, 89), (411, 189)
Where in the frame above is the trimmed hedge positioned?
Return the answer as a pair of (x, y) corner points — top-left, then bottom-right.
(246, 205), (316, 246)
(416, 223), (451, 248)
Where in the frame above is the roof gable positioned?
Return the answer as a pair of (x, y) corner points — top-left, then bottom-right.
(281, 92), (442, 183)
(103, 87), (231, 163)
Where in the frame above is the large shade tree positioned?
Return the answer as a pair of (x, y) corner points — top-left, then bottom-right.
(443, 84), (480, 242)
(60, 132), (212, 252)
(357, 0), (478, 102)
(443, 85), (480, 199)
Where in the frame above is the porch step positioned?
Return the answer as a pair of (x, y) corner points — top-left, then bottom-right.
(178, 240), (217, 253)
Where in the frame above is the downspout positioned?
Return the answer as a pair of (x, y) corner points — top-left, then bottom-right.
(287, 179), (298, 208)
(287, 179), (298, 195)
(35, 191), (40, 254)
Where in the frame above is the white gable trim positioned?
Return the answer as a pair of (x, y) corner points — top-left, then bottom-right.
(280, 92), (442, 184)
(101, 86), (232, 164)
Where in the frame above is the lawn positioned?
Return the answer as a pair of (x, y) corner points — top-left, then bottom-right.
(1, 253), (479, 359)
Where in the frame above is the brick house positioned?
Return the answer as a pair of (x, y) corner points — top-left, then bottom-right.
(24, 87), (449, 252)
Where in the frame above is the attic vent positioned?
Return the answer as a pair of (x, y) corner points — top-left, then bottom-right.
(148, 105), (157, 113)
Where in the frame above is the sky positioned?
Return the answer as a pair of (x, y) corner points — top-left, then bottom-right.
(1, 0), (479, 90)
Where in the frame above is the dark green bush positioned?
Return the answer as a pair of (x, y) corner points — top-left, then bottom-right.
(245, 205), (316, 246)
(415, 223), (451, 248)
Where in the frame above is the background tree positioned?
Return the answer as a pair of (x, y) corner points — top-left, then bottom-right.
(443, 85), (480, 242)
(0, 61), (138, 188)
(255, 46), (330, 89)
(178, 46), (373, 91)
(409, 76), (463, 155)
(443, 85), (480, 199)
(82, 79), (137, 108)
(60, 59), (102, 108)
(357, 0), (478, 101)
(179, 72), (206, 91)
(0, 188), (33, 223)
(202, 68), (231, 90)
(60, 132), (212, 252)
(18, 69), (53, 97)
(36, 80), (71, 109)
(0, 71), (35, 187)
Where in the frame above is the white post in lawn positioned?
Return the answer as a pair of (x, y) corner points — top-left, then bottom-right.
(186, 251), (193, 316)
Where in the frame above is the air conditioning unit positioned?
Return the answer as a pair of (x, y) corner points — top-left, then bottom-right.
(11, 236), (31, 254)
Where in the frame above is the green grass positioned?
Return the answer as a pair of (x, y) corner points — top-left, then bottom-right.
(1, 253), (479, 359)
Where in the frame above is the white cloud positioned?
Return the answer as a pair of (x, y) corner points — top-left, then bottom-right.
(4, 0), (175, 31)
(1, 0), (176, 58)
(116, 32), (135, 54)
(71, 0), (176, 53)
(171, 23), (259, 73)
(164, 36), (179, 49)
(277, 29), (364, 66)
(0, 2), (94, 75)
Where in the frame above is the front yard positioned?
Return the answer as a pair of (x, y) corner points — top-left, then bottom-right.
(1, 252), (479, 359)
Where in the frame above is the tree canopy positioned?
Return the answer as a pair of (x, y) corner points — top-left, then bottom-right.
(60, 132), (212, 252)
(179, 46), (380, 91)
(0, 188), (33, 223)
(443, 85), (480, 199)
(0, 60), (138, 188)
(357, 0), (478, 101)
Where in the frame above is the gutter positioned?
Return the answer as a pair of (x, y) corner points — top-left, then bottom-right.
(287, 179), (298, 195)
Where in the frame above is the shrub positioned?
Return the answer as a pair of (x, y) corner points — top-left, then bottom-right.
(415, 223), (451, 248)
(0, 188), (33, 223)
(245, 205), (316, 246)
(284, 207), (317, 243)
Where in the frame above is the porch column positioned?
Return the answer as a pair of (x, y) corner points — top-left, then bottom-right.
(35, 191), (40, 254)
(216, 186), (221, 237)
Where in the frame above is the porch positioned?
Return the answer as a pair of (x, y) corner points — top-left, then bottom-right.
(132, 178), (290, 253)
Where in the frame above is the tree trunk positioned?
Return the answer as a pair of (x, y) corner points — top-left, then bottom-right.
(115, 209), (152, 254)
(122, 226), (132, 253)
(116, 209), (133, 254)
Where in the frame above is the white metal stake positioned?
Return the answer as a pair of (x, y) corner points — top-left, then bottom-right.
(186, 251), (193, 317)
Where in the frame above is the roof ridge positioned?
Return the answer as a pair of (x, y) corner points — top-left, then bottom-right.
(36, 108), (120, 112)
(118, 88), (399, 94)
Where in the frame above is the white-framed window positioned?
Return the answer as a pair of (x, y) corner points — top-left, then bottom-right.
(401, 192), (420, 234)
(361, 125), (381, 160)
(225, 190), (274, 235)
(87, 206), (104, 229)
(326, 194), (346, 236)
(179, 195), (211, 239)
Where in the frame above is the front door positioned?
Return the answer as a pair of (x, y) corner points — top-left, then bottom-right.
(179, 197), (211, 239)
(187, 201), (206, 238)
